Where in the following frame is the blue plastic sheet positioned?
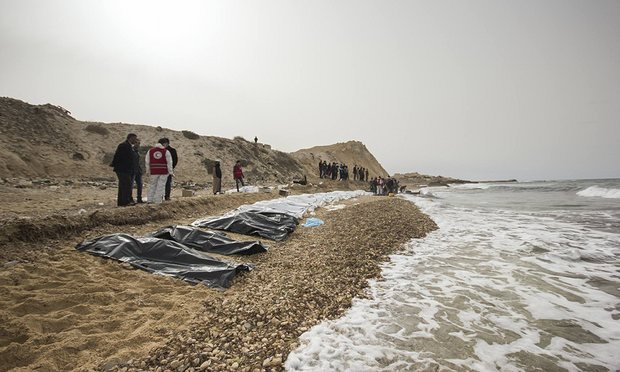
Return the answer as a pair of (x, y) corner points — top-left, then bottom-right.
(303, 217), (324, 227)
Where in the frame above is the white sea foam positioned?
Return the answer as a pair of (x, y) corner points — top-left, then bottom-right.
(286, 189), (620, 371)
(449, 182), (493, 190)
(418, 187), (439, 198)
(577, 185), (620, 199)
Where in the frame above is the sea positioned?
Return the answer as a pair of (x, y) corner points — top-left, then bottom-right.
(285, 179), (620, 371)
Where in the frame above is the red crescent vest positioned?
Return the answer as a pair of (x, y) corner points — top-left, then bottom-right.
(148, 147), (168, 175)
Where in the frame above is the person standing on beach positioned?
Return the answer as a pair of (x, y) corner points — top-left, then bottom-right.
(212, 160), (222, 195)
(111, 133), (138, 207)
(163, 138), (178, 201)
(233, 160), (245, 192)
(145, 138), (174, 204)
(378, 176), (385, 195)
(130, 139), (144, 203)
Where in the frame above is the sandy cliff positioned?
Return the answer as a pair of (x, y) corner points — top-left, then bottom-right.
(291, 141), (389, 180)
(0, 97), (388, 186)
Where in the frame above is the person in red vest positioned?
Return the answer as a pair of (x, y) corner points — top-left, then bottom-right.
(233, 160), (245, 192)
(145, 138), (174, 203)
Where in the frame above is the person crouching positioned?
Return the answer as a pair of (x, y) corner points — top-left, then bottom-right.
(145, 138), (174, 203)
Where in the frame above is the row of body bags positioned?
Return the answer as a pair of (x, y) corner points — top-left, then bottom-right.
(76, 191), (366, 288)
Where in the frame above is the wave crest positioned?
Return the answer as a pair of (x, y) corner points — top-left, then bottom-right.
(577, 186), (620, 199)
(450, 183), (492, 190)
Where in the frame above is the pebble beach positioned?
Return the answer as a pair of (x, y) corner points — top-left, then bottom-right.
(0, 188), (436, 371)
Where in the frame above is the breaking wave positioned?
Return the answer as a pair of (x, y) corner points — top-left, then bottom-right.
(449, 183), (493, 190)
(577, 185), (620, 199)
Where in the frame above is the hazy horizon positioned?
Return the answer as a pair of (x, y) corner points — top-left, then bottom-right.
(1, 0), (618, 181)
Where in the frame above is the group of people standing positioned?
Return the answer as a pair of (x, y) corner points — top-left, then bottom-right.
(318, 160), (369, 182)
(111, 134), (177, 206)
(315, 159), (399, 196)
(112, 133), (246, 206)
(369, 176), (400, 195)
(352, 165), (369, 181)
(211, 159), (245, 195)
(113, 133), (404, 206)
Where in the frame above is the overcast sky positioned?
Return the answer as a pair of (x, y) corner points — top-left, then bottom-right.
(1, 0), (618, 181)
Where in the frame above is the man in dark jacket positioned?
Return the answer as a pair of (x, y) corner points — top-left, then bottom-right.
(130, 139), (143, 203)
(163, 138), (178, 201)
(212, 160), (222, 195)
(111, 133), (138, 206)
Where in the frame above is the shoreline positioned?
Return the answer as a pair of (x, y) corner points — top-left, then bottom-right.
(0, 187), (436, 371)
